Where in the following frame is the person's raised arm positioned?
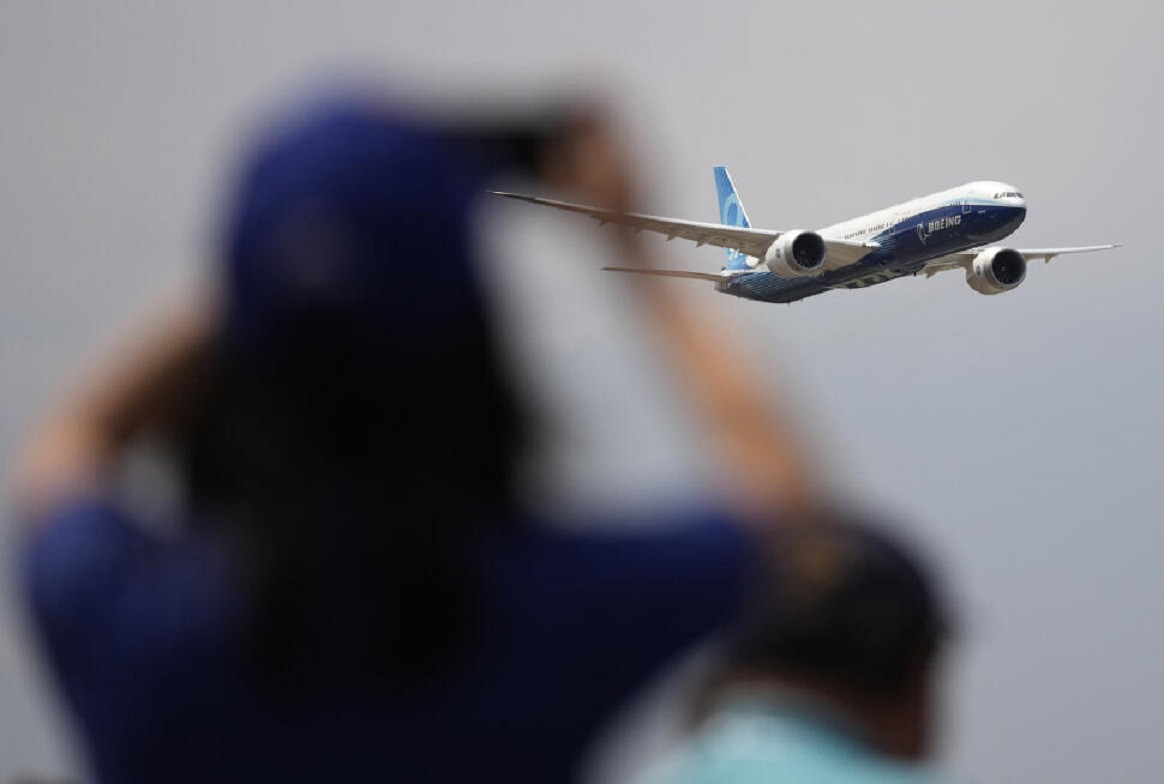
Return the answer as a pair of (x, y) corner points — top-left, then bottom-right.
(623, 267), (819, 524)
(539, 113), (821, 526)
(11, 290), (216, 527)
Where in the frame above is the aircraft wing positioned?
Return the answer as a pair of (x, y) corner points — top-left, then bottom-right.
(921, 244), (1121, 278)
(599, 266), (757, 282)
(492, 191), (877, 265)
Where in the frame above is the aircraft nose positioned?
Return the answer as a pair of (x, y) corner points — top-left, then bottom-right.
(1009, 204), (1027, 231)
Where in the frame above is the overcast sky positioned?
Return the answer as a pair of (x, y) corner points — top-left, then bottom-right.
(1, 2), (1161, 781)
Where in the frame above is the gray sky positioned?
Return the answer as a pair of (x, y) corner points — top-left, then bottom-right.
(1, 2), (1161, 781)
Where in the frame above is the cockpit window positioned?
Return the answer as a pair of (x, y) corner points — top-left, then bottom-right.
(993, 191), (1023, 199)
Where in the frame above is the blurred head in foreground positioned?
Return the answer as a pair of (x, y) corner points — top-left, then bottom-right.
(184, 95), (533, 681)
(662, 518), (953, 783)
(736, 519), (951, 758)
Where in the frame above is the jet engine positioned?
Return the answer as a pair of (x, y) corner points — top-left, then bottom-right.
(967, 247), (1026, 295)
(764, 230), (827, 277)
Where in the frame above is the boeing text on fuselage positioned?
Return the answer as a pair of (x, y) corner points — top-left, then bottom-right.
(918, 214), (960, 244)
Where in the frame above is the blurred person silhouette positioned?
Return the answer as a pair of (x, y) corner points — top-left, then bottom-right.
(12, 84), (819, 784)
(638, 519), (954, 784)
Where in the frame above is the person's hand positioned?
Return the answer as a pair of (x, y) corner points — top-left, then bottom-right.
(541, 104), (638, 215)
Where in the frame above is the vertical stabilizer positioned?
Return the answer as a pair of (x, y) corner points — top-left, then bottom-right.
(714, 166), (752, 270)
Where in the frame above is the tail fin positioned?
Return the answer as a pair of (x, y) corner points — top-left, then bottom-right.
(714, 166), (752, 270)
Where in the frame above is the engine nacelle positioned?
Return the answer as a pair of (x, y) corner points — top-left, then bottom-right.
(764, 230), (827, 277)
(967, 247), (1026, 295)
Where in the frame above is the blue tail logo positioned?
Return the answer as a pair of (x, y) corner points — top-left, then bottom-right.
(714, 166), (751, 270)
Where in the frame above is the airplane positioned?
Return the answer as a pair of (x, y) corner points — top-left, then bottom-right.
(493, 167), (1118, 303)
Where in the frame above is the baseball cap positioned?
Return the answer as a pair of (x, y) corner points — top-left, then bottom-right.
(731, 515), (954, 695)
(220, 91), (487, 371)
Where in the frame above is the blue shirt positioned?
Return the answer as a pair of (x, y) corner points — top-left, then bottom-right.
(638, 695), (951, 784)
(22, 498), (751, 784)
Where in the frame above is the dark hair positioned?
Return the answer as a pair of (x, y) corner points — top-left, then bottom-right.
(178, 306), (526, 692)
(726, 520), (949, 699)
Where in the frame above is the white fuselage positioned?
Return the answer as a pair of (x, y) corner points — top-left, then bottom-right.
(723, 181), (1028, 303)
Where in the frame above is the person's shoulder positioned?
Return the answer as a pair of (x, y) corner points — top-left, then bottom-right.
(21, 494), (230, 646)
(641, 745), (951, 784)
(520, 506), (752, 558)
(486, 507), (755, 597)
(637, 708), (953, 784)
(22, 495), (146, 626)
(481, 509), (756, 669)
